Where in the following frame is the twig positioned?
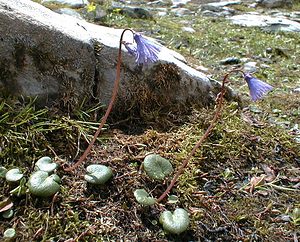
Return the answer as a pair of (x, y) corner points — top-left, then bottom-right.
(74, 225), (96, 241)
(64, 29), (134, 172)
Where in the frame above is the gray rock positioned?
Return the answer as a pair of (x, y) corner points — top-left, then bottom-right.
(260, 64), (271, 69)
(109, 6), (154, 19)
(243, 62), (257, 73)
(156, 11), (168, 17)
(0, 0), (224, 113)
(201, 10), (221, 17)
(95, 5), (107, 20)
(94, 0), (109, 4)
(221, 8), (236, 16)
(41, 0), (89, 8)
(290, 11), (300, 19)
(170, 8), (193, 16)
(211, 7), (235, 17)
(193, 65), (209, 74)
(201, 1), (241, 12)
(229, 13), (300, 33)
(181, 26), (195, 33)
(275, 214), (291, 222)
(294, 87), (300, 93)
(172, 0), (191, 8)
(271, 12), (288, 18)
(257, 0), (293, 9)
(200, 2), (236, 17)
(55, 8), (83, 19)
(219, 57), (241, 65)
(147, 0), (172, 7)
(201, 5), (224, 12)
(83, 5), (107, 21)
(248, 3), (258, 8)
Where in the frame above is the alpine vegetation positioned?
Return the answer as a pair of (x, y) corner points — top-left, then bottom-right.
(61, 27), (274, 235)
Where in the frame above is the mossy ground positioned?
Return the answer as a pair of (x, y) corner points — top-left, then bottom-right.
(1, 2), (300, 241)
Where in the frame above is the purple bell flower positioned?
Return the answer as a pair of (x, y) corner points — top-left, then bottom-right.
(123, 42), (137, 56)
(123, 33), (161, 65)
(244, 73), (273, 101)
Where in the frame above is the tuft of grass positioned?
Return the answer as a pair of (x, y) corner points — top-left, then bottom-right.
(0, 97), (105, 167)
(172, 103), (299, 241)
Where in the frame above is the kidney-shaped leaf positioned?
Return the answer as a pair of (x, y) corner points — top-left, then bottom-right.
(167, 195), (179, 204)
(35, 156), (58, 173)
(143, 154), (173, 180)
(28, 171), (60, 197)
(134, 189), (156, 206)
(4, 228), (16, 239)
(5, 168), (23, 182)
(292, 207), (300, 224)
(159, 208), (190, 234)
(0, 166), (7, 178)
(2, 209), (14, 218)
(84, 164), (113, 185)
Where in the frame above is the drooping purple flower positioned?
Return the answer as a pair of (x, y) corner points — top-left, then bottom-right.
(123, 33), (161, 65)
(244, 73), (273, 101)
(123, 42), (137, 56)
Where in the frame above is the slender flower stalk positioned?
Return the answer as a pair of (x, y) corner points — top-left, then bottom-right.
(64, 30), (161, 172)
(156, 72), (229, 202)
(157, 70), (273, 202)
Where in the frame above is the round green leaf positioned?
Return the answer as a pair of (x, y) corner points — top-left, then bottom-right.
(134, 189), (156, 206)
(84, 164), (113, 185)
(35, 156), (58, 173)
(292, 207), (300, 218)
(4, 228), (16, 238)
(167, 195), (179, 204)
(5, 168), (23, 182)
(0, 166), (7, 178)
(143, 154), (173, 180)
(28, 171), (60, 197)
(159, 208), (190, 234)
(2, 209), (14, 218)
(292, 207), (300, 224)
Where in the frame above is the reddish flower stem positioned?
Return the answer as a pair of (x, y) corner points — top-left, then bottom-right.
(157, 70), (239, 203)
(64, 29), (134, 172)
